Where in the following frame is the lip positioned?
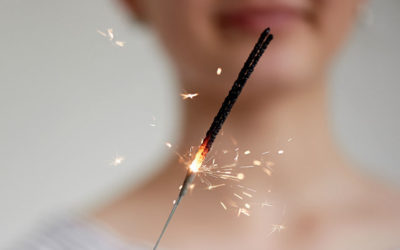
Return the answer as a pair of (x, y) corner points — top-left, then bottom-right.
(219, 4), (311, 34)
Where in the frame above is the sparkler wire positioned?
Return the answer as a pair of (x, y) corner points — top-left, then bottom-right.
(153, 28), (273, 250)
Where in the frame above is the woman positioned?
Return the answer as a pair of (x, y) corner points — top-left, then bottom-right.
(14, 0), (400, 249)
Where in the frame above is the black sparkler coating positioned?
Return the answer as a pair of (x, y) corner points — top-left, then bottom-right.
(203, 28), (273, 152)
(153, 28), (273, 250)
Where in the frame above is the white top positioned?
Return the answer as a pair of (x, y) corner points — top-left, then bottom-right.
(8, 215), (149, 250)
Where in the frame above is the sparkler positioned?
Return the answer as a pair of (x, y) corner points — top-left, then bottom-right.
(153, 28), (274, 249)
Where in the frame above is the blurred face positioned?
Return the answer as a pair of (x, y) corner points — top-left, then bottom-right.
(130, 0), (362, 98)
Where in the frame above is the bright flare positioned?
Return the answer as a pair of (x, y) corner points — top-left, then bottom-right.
(189, 143), (208, 172)
(180, 93), (199, 100)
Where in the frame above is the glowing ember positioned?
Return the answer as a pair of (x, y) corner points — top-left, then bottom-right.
(110, 155), (124, 166)
(216, 67), (222, 75)
(188, 144), (208, 172)
(278, 150), (284, 155)
(244, 150), (251, 155)
(189, 158), (202, 172)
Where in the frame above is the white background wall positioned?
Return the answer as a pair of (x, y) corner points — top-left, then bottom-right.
(0, 0), (399, 248)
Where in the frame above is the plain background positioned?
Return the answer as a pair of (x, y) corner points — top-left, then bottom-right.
(0, 0), (399, 248)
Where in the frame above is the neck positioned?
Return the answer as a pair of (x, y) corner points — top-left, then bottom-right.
(93, 78), (366, 248)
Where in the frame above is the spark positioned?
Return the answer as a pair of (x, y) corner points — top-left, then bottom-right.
(253, 160), (262, 166)
(262, 167), (272, 176)
(233, 193), (243, 200)
(237, 185), (256, 193)
(172, 200), (176, 204)
(244, 150), (251, 155)
(261, 201), (273, 207)
(216, 67), (222, 75)
(239, 165), (255, 169)
(165, 142), (172, 148)
(288, 137), (293, 142)
(244, 203), (251, 209)
(97, 28), (126, 47)
(149, 116), (157, 127)
(107, 28), (114, 40)
(207, 183), (226, 190)
(180, 93), (199, 100)
(265, 161), (275, 167)
(237, 173), (245, 180)
(115, 41), (126, 47)
(262, 151), (270, 155)
(278, 150), (284, 155)
(272, 224), (285, 232)
(242, 191), (253, 198)
(220, 201), (227, 210)
(97, 30), (107, 37)
(237, 208), (250, 217)
(110, 155), (124, 166)
(234, 150), (239, 161)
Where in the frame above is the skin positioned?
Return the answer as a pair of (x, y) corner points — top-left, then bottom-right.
(92, 0), (400, 249)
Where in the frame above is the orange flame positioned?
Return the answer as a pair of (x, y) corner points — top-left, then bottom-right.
(189, 139), (209, 173)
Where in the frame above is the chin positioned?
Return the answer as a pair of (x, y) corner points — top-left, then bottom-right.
(178, 28), (324, 101)
(231, 45), (322, 93)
